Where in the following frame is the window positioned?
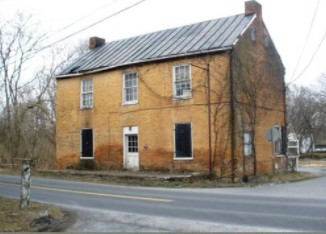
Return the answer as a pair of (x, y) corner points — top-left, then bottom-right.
(81, 79), (93, 108)
(243, 132), (252, 156)
(271, 125), (287, 155)
(274, 126), (282, 155)
(127, 135), (138, 153)
(81, 129), (93, 158)
(173, 64), (191, 98)
(174, 123), (192, 159)
(123, 72), (138, 104)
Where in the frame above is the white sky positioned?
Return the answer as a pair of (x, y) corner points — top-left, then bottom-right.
(1, 0), (326, 87)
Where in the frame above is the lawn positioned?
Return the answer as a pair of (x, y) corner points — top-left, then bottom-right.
(0, 196), (74, 232)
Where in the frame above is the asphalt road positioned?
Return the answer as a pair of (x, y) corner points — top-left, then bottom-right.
(1, 170), (326, 232)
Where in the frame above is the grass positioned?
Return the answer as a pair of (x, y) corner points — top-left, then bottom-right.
(0, 196), (73, 232)
(0, 167), (318, 188)
(5, 169), (316, 188)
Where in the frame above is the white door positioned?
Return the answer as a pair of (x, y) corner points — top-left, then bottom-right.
(123, 126), (139, 171)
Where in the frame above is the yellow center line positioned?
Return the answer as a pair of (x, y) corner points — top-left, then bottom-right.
(0, 181), (173, 203)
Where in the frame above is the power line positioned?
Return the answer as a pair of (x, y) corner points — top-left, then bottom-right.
(49, 0), (119, 36)
(0, 0), (147, 70)
(288, 28), (326, 85)
(288, 0), (320, 83)
(36, 0), (147, 53)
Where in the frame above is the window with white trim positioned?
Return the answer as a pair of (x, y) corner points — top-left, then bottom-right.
(123, 72), (138, 104)
(173, 64), (191, 98)
(243, 132), (252, 156)
(81, 79), (93, 108)
(174, 123), (193, 159)
(273, 126), (282, 155)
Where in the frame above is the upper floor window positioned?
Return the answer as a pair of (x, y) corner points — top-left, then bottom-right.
(81, 79), (93, 108)
(173, 64), (191, 99)
(123, 72), (138, 105)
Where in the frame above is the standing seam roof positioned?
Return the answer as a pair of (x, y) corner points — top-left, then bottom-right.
(59, 13), (255, 77)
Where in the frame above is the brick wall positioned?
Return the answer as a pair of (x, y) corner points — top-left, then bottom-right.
(56, 54), (233, 173)
(232, 10), (286, 178)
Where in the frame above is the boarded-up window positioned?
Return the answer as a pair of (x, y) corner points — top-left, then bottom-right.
(174, 123), (192, 158)
(81, 129), (93, 158)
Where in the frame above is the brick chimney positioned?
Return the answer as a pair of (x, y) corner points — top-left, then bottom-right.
(245, 0), (262, 19)
(89, 37), (105, 49)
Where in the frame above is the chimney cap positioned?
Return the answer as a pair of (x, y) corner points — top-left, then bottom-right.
(245, 0), (262, 18)
(89, 37), (105, 49)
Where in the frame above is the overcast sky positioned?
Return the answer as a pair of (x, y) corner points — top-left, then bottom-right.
(1, 0), (326, 87)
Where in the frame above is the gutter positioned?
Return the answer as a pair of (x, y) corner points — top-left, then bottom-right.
(56, 46), (233, 79)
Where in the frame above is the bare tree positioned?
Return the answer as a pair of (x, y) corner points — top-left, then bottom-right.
(287, 85), (325, 152)
(0, 12), (88, 168)
(232, 52), (284, 177)
(0, 13), (46, 166)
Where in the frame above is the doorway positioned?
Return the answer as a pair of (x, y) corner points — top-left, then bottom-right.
(123, 126), (139, 170)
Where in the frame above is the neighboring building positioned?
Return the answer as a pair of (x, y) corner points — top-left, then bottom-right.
(312, 127), (326, 152)
(56, 1), (286, 179)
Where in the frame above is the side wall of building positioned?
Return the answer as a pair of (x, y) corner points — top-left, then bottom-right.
(232, 13), (286, 177)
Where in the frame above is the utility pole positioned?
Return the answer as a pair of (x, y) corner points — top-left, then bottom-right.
(189, 63), (212, 179)
(207, 64), (212, 180)
(20, 160), (31, 209)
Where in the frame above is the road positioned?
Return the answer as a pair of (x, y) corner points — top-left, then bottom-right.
(1, 170), (326, 232)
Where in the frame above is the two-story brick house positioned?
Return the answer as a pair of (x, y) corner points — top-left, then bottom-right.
(56, 1), (286, 179)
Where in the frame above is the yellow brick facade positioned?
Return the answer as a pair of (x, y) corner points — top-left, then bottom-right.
(56, 54), (233, 173)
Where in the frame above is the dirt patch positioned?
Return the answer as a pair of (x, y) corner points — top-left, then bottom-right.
(0, 196), (75, 232)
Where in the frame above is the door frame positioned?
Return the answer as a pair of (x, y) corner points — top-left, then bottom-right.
(123, 126), (139, 170)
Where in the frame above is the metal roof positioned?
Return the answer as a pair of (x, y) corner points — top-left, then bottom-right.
(58, 13), (255, 77)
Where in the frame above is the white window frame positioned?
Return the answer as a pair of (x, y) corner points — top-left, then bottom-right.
(80, 79), (93, 109)
(243, 132), (252, 157)
(173, 123), (193, 160)
(173, 64), (192, 99)
(273, 126), (282, 155)
(123, 72), (138, 105)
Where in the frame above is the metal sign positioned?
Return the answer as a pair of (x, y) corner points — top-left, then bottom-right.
(266, 127), (280, 141)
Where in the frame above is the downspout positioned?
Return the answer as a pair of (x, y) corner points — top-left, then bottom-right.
(229, 49), (236, 183)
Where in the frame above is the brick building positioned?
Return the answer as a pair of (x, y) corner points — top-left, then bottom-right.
(56, 1), (286, 179)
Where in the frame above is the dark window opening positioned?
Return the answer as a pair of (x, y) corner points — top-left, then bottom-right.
(175, 123), (192, 158)
(81, 129), (93, 157)
(127, 135), (138, 153)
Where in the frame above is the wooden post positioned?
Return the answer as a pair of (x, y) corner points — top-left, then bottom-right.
(20, 160), (31, 210)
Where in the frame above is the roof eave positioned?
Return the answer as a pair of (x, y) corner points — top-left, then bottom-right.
(56, 46), (233, 79)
